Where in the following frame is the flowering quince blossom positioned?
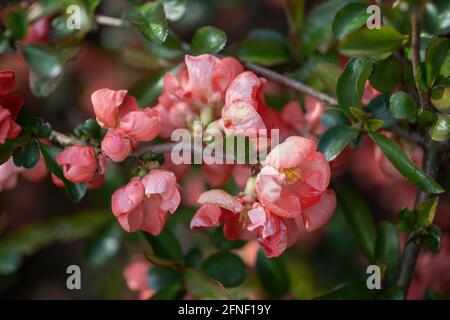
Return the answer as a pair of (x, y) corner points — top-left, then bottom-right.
(0, 155), (48, 192)
(281, 97), (325, 138)
(91, 88), (161, 162)
(0, 70), (23, 145)
(111, 169), (180, 235)
(190, 136), (336, 258)
(123, 257), (154, 300)
(256, 136), (335, 221)
(56, 145), (99, 183)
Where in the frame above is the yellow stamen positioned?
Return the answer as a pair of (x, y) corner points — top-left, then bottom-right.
(283, 168), (301, 184)
(239, 207), (250, 229)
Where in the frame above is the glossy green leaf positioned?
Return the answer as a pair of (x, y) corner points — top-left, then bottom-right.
(256, 250), (289, 298)
(28, 69), (63, 98)
(369, 131), (444, 194)
(143, 227), (183, 261)
(338, 26), (407, 60)
(320, 108), (349, 129)
(202, 251), (246, 287)
(160, 0), (186, 21)
(369, 56), (403, 92)
(389, 91), (417, 121)
(128, 69), (169, 107)
(337, 56), (373, 116)
(375, 221), (400, 286)
(23, 45), (63, 79)
(232, 39), (290, 66)
(184, 269), (230, 300)
(39, 143), (87, 202)
(366, 94), (395, 128)
(332, 3), (371, 39)
(430, 114), (450, 142)
(431, 87), (450, 114)
(190, 26), (227, 55)
(150, 282), (183, 300)
(127, 2), (168, 44)
(416, 197), (439, 228)
(146, 31), (183, 59)
(148, 266), (182, 292)
(425, 37), (450, 88)
(315, 62), (342, 94)
(335, 183), (376, 262)
(5, 9), (29, 40)
(12, 138), (40, 169)
(318, 126), (359, 161)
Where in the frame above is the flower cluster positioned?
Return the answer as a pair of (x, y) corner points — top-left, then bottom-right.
(191, 136), (336, 257)
(0, 70), (23, 144)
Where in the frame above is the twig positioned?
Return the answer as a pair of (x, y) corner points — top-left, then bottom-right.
(396, 7), (441, 295)
(95, 15), (124, 28)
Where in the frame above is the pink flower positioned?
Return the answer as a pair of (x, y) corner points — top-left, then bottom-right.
(123, 257), (154, 300)
(101, 129), (134, 162)
(0, 158), (18, 191)
(190, 189), (249, 241)
(222, 71), (267, 135)
(118, 108), (161, 142)
(91, 88), (138, 128)
(56, 145), (98, 183)
(201, 163), (233, 187)
(111, 170), (180, 235)
(256, 136), (333, 219)
(0, 70), (23, 144)
(281, 97), (325, 137)
(164, 54), (243, 106)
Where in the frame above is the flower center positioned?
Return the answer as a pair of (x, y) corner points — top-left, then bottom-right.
(238, 207), (250, 229)
(282, 168), (301, 184)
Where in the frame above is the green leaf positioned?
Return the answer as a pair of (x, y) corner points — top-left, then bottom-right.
(143, 227), (183, 261)
(5, 9), (29, 40)
(430, 114), (450, 142)
(150, 282), (183, 300)
(232, 39), (290, 67)
(190, 26), (227, 55)
(389, 91), (417, 121)
(368, 131), (444, 194)
(144, 252), (180, 269)
(22, 45), (63, 78)
(315, 62), (342, 94)
(338, 26), (407, 60)
(315, 282), (377, 300)
(148, 266), (182, 292)
(320, 108), (349, 129)
(160, 0), (186, 21)
(318, 126), (359, 161)
(184, 269), (230, 300)
(416, 197), (439, 228)
(13, 138), (40, 169)
(366, 94), (395, 128)
(210, 227), (246, 250)
(128, 68), (170, 107)
(431, 87), (450, 114)
(256, 250), (289, 298)
(397, 208), (416, 233)
(335, 183), (376, 262)
(127, 2), (168, 44)
(375, 222), (400, 286)
(425, 38), (450, 88)
(39, 143), (87, 202)
(28, 69), (63, 98)
(337, 56), (373, 116)
(332, 3), (371, 39)
(146, 31), (183, 59)
(84, 221), (122, 267)
(202, 251), (246, 288)
(369, 56), (403, 92)
(303, 0), (352, 54)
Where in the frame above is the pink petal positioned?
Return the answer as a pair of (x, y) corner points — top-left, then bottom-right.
(91, 88), (127, 128)
(190, 204), (224, 229)
(140, 196), (167, 236)
(118, 205), (144, 232)
(301, 189), (336, 232)
(197, 189), (243, 213)
(111, 178), (144, 217)
(265, 136), (317, 169)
